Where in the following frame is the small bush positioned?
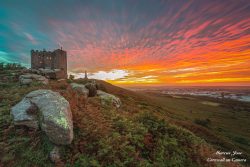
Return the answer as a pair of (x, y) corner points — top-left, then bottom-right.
(135, 112), (204, 166)
(0, 82), (14, 88)
(233, 136), (249, 146)
(194, 118), (211, 127)
(69, 74), (75, 80)
(74, 154), (100, 167)
(75, 78), (89, 85)
(0, 62), (4, 70)
(1, 63), (25, 70)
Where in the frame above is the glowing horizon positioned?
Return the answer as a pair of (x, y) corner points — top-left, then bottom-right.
(1, 0), (250, 86)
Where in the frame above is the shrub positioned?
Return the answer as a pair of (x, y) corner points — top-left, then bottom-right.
(194, 118), (211, 127)
(75, 78), (89, 85)
(2, 63), (25, 70)
(74, 154), (100, 167)
(136, 111), (168, 137)
(134, 112), (204, 166)
(69, 74), (75, 80)
(97, 132), (138, 166)
(0, 62), (4, 70)
(233, 136), (249, 146)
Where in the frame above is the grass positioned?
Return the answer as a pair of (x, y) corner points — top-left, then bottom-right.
(0, 77), (53, 166)
(66, 106), (210, 167)
(0, 70), (246, 166)
(137, 91), (250, 163)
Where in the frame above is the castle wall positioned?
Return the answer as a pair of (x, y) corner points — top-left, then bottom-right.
(31, 49), (67, 79)
(31, 50), (44, 69)
(54, 49), (67, 78)
(43, 51), (53, 69)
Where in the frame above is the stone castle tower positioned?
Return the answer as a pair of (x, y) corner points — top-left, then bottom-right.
(31, 48), (67, 79)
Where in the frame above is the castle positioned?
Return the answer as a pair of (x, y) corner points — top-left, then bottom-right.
(31, 48), (67, 79)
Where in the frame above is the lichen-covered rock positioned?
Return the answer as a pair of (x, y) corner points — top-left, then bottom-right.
(20, 78), (33, 85)
(19, 74), (48, 85)
(11, 98), (39, 129)
(85, 81), (97, 97)
(30, 69), (41, 74)
(11, 89), (73, 145)
(97, 90), (121, 108)
(70, 83), (89, 98)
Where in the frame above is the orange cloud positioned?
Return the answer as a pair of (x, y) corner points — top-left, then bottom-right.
(48, 1), (250, 86)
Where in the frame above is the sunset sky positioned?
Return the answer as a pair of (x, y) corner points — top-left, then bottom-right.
(1, 0), (250, 86)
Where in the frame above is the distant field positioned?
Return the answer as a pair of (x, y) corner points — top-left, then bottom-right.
(200, 101), (220, 107)
(138, 90), (250, 160)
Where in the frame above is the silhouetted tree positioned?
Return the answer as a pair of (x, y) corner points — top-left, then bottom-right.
(3, 63), (25, 70)
(0, 62), (4, 70)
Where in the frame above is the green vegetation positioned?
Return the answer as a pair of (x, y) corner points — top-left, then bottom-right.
(140, 91), (250, 164)
(233, 136), (249, 146)
(0, 63), (26, 84)
(0, 63), (25, 71)
(194, 118), (211, 127)
(0, 68), (248, 166)
(62, 107), (207, 167)
(0, 80), (52, 166)
(69, 74), (75, 81)
(0, 79), (210, 166)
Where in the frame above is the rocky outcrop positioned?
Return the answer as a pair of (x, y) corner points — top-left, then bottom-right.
(19, 74), (48, 85)
(11, 89), (73, 145)
(70, 83), (89, 98)
(69, 81), (121, 108)
(39, 68), (66, 80)
(85, 81), (97, 97)
(97, 90), (121, 108)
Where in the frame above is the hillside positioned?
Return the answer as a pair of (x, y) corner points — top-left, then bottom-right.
(0, 69), (246, 166)
(134, 90), (250, 163)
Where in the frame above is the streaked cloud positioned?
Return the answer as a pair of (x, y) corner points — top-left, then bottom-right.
(1, 0), (250, 85)
(70, 69), (129, 80)
(0, 51), (12, 63)
(23, 32), (37, 44)
(167, 68), (201, 73)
